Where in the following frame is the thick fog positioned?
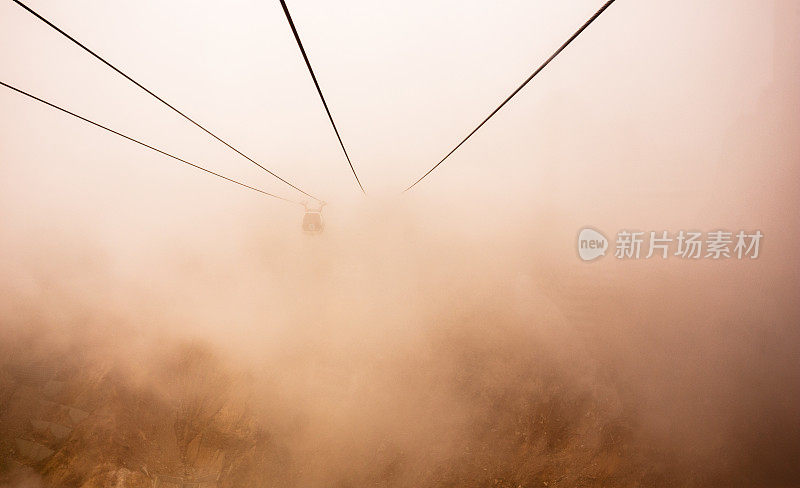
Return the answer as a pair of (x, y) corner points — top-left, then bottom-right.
(1, 1), (798, 487)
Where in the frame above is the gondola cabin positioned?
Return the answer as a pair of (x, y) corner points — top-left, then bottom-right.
(302, 209), (324, 234)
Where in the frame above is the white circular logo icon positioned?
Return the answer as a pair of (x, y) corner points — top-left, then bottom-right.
(577, 228), (608, 261)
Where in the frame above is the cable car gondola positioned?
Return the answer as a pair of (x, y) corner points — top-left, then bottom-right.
(302, 202), (326, 234)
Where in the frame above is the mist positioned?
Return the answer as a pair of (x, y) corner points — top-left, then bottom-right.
(2, 0), (799, 487)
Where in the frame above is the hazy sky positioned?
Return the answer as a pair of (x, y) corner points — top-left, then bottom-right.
(1, 0), (796, 273)
(0, 1), (778, 218)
